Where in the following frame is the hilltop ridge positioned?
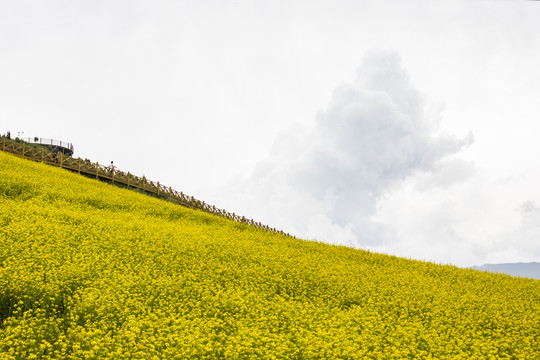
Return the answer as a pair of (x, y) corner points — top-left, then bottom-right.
(1, 135), (289, 238)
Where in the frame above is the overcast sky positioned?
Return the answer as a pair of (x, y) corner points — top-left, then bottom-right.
(2, 0), (540, 267)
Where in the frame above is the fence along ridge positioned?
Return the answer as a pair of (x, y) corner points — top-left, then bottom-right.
(1, 137), (293, 237)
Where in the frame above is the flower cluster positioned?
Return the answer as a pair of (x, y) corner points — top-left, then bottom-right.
(1, 151), (539, 359)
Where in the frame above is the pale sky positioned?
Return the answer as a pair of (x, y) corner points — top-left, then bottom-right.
(2, 0), (540, 267)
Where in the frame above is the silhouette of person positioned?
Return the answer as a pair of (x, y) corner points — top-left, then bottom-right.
(109, 161), (116, 176)
(52, 146), (59, 162)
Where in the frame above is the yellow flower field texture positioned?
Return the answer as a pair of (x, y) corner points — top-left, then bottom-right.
(0, 150), (539, 359)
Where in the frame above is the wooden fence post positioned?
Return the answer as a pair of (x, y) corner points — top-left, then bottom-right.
(127, 172), (131, 188)
(96, 162), (99, 179)
(22, 143), (25, 156)
(59, 152), (63, 168)
(41, 149), (44, 162)
(78, 158), (81, 174)
(157, 182), (160, 196)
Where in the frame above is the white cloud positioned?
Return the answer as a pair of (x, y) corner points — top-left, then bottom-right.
(372, 172), (540, 267)
(414, 158), (476, 191)
(221, 51), (472, 251)
(502, 201), (540, 259)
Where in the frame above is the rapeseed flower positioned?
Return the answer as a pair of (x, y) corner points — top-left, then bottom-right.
(0, 151), (539, 359)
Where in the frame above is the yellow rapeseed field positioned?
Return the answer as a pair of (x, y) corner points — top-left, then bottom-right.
(0, 151), (539, 359)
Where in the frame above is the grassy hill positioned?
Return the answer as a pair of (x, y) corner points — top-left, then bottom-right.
(0, 151), (539, 359)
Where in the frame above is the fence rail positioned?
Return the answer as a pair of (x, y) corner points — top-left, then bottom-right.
(18, 137), (74, 153)
(1, 137), (291, 237)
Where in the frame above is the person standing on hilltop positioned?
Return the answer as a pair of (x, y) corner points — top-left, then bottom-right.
(52, 146), (59, 162)
(108, 161), (116, 176)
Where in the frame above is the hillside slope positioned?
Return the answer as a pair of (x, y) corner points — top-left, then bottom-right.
(1, 151), (539, 359)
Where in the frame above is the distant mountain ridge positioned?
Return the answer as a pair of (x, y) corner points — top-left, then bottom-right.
(470, 262), (540, 280)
